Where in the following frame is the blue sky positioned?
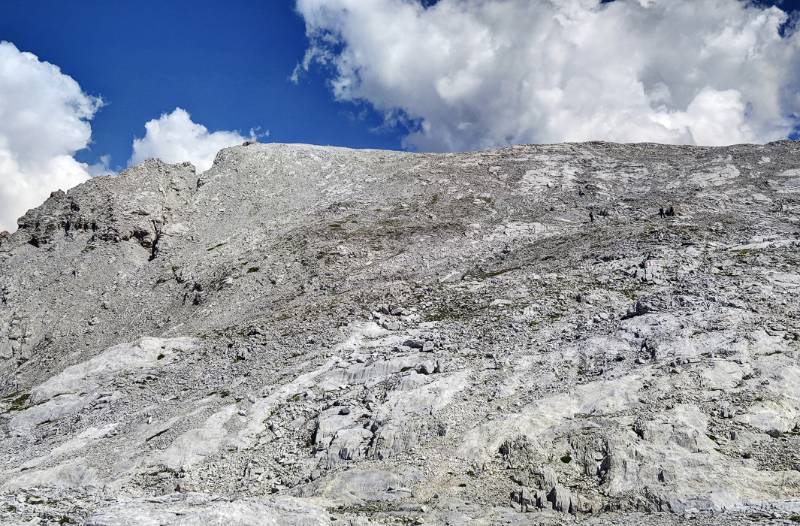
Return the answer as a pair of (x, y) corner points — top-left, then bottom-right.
(1, 0), (799, 169)
(1, 0), (800, 231)
(0, 0), (401, 172)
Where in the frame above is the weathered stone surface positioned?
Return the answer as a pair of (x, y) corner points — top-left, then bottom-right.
(1, 141), (799, 524)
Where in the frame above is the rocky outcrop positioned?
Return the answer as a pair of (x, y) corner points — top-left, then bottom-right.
(0, 141), (799, 524)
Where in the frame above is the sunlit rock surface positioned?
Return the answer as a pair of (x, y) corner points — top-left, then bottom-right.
(1, 141), (799, 524)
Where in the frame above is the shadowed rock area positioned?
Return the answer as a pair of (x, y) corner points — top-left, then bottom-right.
(1, 141), (799, 525)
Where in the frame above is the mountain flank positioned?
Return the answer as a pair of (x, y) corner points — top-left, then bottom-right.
(1, 141), (799, 525)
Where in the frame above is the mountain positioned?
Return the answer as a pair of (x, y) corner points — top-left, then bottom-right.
(1, 141), (799, 525)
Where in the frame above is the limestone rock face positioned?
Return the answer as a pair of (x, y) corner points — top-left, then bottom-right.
(1, 141), (799, 524)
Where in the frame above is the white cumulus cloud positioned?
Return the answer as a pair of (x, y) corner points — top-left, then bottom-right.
(0, 41), (103, 232)
(295, 0), (800, 151)
(130, 108), (254, 172)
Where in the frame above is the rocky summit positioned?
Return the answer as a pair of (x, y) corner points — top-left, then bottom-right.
(1, 141), (799, 525)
